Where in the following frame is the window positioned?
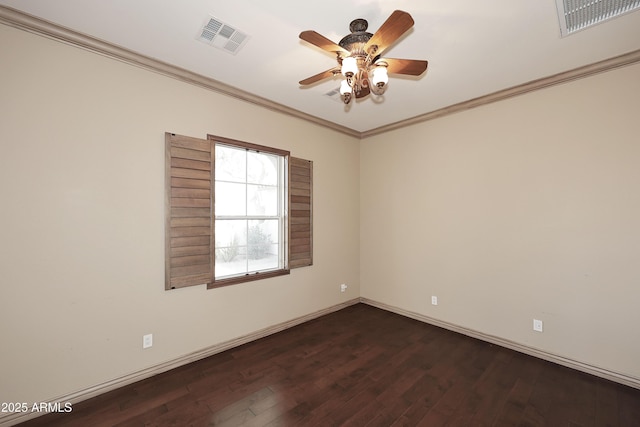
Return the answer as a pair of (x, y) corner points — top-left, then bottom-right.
(213, 138), (289, 286)
(165, 133), (312, 290)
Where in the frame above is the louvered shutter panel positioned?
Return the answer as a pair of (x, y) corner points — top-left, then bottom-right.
(289, 157), (313, 268)
(165, 133), (214, 289)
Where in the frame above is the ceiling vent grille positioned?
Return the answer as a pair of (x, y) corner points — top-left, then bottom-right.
(324, 87), (344, 103)
(197, 16), (249, 55)
(556, 0), (640, 36)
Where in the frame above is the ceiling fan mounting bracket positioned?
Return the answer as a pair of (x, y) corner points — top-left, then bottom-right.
(349, 18), (368, 33)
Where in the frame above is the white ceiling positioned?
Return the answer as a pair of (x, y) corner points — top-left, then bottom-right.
(2, 0), (640, 133)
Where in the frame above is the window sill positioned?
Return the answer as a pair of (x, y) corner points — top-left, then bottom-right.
(207, 269), (290, 289)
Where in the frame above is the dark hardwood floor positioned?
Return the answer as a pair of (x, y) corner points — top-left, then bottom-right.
(18, 304), (640, 426)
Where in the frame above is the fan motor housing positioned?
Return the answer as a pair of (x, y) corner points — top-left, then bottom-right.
(339, 19), (373, 54)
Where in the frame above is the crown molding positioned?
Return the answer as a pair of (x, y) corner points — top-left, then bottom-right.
(361, 48), (640, 138)
(2, 5), (639, 140)
(0, 5), (361, 139)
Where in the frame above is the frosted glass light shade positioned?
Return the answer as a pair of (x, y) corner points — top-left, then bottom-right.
(371, 66), (388, 86)
(341, 57), (358, 76)
(340, 79), (352, 95)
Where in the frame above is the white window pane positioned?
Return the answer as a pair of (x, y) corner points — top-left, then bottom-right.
(247, 184), (278, 216)
(215, 219), (247, 248)
(215, 219), (247, 278)
(247, 151), (278, 185)
(247, 250), (279, 272)
(247, 220), (280, 271)
(216, 145), (246, 182)
(247, 220), (278, 259)
(213, 140), (287, 281)
(215, 181), (246, 216)
(216, 249), (247, 277)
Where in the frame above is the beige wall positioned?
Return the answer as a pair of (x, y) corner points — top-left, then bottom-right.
(0, 24), (360, 404)
(2, 15), (639, 410)
(361, 62), (640, 380)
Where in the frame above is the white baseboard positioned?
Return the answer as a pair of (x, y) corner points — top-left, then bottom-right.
(0, 298), (360, 427)
(360, 297), (640, 390)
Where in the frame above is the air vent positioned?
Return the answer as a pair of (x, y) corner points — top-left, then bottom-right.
(556, 0), (640, 36)
(197, 16), (249, 55)
(324, 87), (344, 103)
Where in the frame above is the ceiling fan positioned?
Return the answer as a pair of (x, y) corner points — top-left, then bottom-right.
(299, 10), (428, 104)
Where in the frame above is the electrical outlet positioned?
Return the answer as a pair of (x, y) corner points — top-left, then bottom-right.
(340, 284), (347, 293)
(143, 334), (153, 349)
(431, 296), (438, 306)
(533, 319), (543, 332)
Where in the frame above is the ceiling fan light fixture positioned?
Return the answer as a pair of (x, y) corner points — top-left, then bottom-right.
(340, 80), (353, 104)
(341, 57), (358, 77)
(298, 10), (428, 107)
(340, 79), (352, 94)
(371, 66), (389, 87)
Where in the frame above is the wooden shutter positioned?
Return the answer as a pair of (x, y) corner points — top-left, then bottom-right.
(165, 133), (214, 289)
(289, 157), (313, 268)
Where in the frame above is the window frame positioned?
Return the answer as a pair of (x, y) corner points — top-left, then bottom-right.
(207, 134), (290, 289)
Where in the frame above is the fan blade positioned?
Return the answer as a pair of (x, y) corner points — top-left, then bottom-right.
(299, 67), (341, 85)
(299, 31), (349, 55)
(364, 10), (414, 58)
(381, 58), (428, 76)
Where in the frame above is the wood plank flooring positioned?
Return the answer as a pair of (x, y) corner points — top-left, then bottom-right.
(18, 304), (640, 426)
